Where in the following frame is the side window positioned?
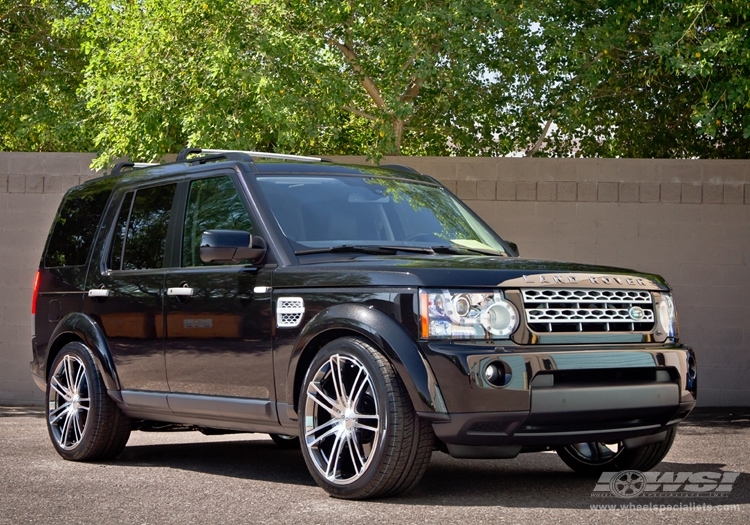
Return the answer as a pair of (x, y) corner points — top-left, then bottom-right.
(109, 184), (177, 270)
(182, 176), (254, 267)
(44, 181), (114, 267)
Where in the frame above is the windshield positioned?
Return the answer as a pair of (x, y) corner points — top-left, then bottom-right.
(257, 175), (508, 255)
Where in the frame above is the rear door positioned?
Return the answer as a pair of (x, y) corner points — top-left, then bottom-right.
(83, 182), (178, 399)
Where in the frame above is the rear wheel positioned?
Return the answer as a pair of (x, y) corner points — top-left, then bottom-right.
(46, 342), (131, 461)
(299, 336), (433, 499)
(269, 433), (300, 449)
(556, 427), (677, 476)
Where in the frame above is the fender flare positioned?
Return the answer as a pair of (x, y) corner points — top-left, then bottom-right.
(287, 303), (446, 418)
(47, 312), (120, 392)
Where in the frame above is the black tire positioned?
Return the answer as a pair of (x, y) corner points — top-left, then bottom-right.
(46, 342), (131, 461)
(269, 433), (301, 449)
(556, 426), (677, 476)
(298, 336), (434, 499)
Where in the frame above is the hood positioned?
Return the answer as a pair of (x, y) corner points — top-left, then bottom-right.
(271, 254), (669, 291)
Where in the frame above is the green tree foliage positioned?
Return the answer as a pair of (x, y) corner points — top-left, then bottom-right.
(72, 0), (534, 165)
(0, 0), (93, 151)
(520, 0), (750, 157)
(654, 1), (750, 151)
(249, 0), (535, 158)
(72, 0), (275, 165)
(1, 0), (748, 161)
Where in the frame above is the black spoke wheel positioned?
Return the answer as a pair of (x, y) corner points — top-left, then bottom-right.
(556, 427), (677, 476)
(46, 342), (131, 461)
(299, 336), (433, 499)
(269, 433), (300, 449)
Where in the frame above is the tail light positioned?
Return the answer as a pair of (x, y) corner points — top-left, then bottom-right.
(31, 271), (40, 315)
(31, 270), (40, 338)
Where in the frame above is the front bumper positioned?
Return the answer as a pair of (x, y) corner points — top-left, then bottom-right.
(420, 342), (696, 456)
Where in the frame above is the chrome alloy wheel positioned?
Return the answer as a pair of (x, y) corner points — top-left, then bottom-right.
(47, 354), (90, 450)
(303, 354), (381, 485)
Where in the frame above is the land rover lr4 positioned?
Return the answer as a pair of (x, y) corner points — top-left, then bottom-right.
(31, 148), (697, 499)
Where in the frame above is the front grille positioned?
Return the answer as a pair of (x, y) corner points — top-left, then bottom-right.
(522, 289), (655, 333)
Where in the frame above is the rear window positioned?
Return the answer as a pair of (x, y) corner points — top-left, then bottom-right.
(44, 180), (114, 268)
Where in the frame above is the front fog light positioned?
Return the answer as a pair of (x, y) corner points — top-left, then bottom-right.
(420, 290), (519, 339)
(484, 361), (505, 386)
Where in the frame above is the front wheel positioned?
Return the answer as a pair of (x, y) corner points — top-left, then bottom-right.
(299, 336), (434, 499)
(556, 426), (677, 476)
(46, 342), (131, 461)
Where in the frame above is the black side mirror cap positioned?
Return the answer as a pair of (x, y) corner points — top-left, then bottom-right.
(506, 241), (519, 256)
(200, 230), (266, 264)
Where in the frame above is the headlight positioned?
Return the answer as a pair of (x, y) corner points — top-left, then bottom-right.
(656, 293), (679, 341)
(419, 290), (518, 339)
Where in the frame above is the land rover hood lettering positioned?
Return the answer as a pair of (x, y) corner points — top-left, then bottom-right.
(498, 273), (660, 289)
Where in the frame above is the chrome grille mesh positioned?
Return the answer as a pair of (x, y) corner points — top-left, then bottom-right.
(522, 289), (655, 333)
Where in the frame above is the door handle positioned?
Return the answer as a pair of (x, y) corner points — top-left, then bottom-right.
(87, 288), (110, 298)
(167, 287), (194, 297)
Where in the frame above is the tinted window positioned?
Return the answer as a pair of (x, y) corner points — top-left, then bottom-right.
(109, 184), (176, 270)
(44, 180), (114, 267)
(257, 175), (506, 254)
(109, 192), (134, 271)
(182, 176), (254, 267)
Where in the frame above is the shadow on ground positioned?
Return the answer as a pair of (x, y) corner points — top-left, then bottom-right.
(109, 433), (750, 509)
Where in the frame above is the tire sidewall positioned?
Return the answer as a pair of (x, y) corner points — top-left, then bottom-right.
(46, 342), (102, 460)
(298, 337), (394, 496)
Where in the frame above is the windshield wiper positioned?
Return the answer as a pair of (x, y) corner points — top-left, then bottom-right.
(379, 245), (435, 254)
(295, 244), (440, 256)
(295, 244), (504, 256)
(430, 245), (506, 256)
(295, 245), (401, 256)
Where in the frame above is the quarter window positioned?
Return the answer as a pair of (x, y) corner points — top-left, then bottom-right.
(44, 180), (114, 267)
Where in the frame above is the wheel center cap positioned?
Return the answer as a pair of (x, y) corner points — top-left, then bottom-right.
(342, 408), (355, 431)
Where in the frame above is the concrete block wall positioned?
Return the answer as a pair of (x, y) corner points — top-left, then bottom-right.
(1, 153), (748, 406)
(0, 153), (99, 405)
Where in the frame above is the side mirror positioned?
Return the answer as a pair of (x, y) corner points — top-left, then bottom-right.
(506, 241), (519, 256)
(200, 230), (266, 264)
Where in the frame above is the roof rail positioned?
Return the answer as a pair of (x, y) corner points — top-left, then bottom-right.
(176, 148), (203, 162)
(379, 164), (420, 175)
(109, 161), (159, 176)
(177, 147), (322, 163)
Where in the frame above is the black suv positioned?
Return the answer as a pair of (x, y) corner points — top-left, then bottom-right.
(31, 148), (697, 499)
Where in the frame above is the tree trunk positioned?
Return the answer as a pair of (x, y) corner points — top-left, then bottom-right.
(392, 119), (404, 155)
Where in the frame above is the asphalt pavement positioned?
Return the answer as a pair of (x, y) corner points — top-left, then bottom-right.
(1, 407), (749, 524)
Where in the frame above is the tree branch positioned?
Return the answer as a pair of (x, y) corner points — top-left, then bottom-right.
(399, 78), (422, 104)
(676, 1), (710, 45)
(526, 50), (606, 157)
(342, 105), (377, 121)
(329, 38), (386, 110)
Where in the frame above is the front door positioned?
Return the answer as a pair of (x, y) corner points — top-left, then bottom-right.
(163, 175), (275, 423)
